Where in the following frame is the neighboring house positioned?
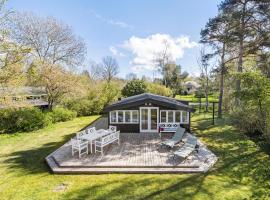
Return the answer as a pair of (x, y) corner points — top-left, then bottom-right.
(103, 93), (195, 133)
(0, 87), (48, 109)
(183, 81), (200, 94)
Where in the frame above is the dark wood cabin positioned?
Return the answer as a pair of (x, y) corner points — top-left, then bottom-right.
(103, 93), (195, 133)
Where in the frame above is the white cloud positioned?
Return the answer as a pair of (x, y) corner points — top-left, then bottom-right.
(109, 46), (125, 57)
(90, 10), (133, 29)
(122, 34), (197, 73)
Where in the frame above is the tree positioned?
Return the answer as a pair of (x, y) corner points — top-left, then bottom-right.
(100, 56), (119, 83)
(197, 48), (212, 112)
(200, 13), (232, 118)
(126, 72), (137, 80)
(10, 12), (86, 67)
(36, 61), (80, 110)
(154, 39), (172, 87)
(146, 82), (172, 97)
(0, 0), (26, 100)
(161, 63), (188, 97)
(121, 80), (147, 97)
(8, 12), (87, 109)
(219, 0), (270, 94)
(0, 41), (29, 97)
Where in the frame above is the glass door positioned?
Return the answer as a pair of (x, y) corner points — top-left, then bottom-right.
(140, 107), (159, 132)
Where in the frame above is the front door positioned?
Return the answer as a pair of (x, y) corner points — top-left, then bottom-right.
(140, 107), (159, 132)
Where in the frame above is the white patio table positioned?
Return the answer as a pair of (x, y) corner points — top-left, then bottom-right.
(80, 129), (112, 153)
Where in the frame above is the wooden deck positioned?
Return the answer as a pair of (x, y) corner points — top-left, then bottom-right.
(46, 132), (218, 174)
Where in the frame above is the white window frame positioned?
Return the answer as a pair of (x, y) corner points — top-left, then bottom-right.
(110, 110), (139, 124)
(159, 110), (189, 124)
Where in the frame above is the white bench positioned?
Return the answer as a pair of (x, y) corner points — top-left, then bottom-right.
(95, 131), (120, 155)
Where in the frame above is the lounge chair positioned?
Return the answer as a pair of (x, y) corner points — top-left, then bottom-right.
(173, 135), (197, 160)
(160, 126), (185, 148)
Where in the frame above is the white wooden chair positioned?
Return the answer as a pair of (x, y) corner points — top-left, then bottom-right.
(109, 125), (117, 133)
(86, 127), (96, 134)
(76, 130), (87, 139)
(71, 138), (88, 158)
(95, 131), (120, 156)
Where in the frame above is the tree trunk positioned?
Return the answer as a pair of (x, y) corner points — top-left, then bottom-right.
(235, 1), (246, 105)
(205, 77), (209, 112)
(218, 43), (226, 118)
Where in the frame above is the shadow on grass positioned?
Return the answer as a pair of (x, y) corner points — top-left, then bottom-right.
(60, 174), (214, 200)
(4, 133), (75, 175)
(3, 117), (101, 175)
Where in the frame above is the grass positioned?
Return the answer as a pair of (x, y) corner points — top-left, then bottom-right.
(0, 114), (270, 199)
(175, 95), (219, 103)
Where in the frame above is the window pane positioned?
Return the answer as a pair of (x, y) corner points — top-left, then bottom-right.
(132, 111), (138, 123)
(168, 111), (174, 122)
(182, 111), (188, 123)
(111, 111), (117, 123)
(151, 109), (157, 130)
(118, 111), (124, 122)
(175, 111), (181, 122)
(125, 111), (131, 122)
(141, 109), (148, 129)
(161, 111), (166, 123)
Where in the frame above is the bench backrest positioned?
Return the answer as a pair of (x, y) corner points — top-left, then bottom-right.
(109, 125), (117, 133)
(101, 131), (119, 145)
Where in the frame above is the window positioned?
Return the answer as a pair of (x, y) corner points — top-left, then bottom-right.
(161, 111), (167, 123)
(175, 111), (181, 122)
(125, 111), (131, 122)
(182, 111), (188, 123)
(111, 111), (117, 123)
(168, 111), (174, 123)
(160, 110), (189, 124)
(118, 111), (124, 123)
(110, 110), (139, 123)
(132, 111), (138, 123)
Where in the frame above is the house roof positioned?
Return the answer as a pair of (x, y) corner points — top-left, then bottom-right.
(103, 93), (195, 112)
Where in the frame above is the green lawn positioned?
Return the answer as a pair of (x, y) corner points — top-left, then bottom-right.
(176, 95), (219, 103)
(0, 114), (270, 200)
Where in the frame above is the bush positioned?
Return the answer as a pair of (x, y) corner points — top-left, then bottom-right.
(146, 83), (173, 97)
(121, 80), (147, 97)
(0, 107), (50, 133)
(49, 107), (77, 123)
(231, 107), (265, 136)
(231, 72), (270, 143)
(194, 90), (205, 98)
(64, 82), (121, 116)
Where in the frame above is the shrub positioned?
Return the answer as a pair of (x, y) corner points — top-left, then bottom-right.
(121, 80), (147, 97)
(64, 98), (93, 116)
(194, 90), (205, 98)
(231, 72), (270, 142)
(49, 107), (77, 123)
(146, 83), (173, 97)
(0, 107), (50, 133)
(64, 82), (121, 116)
(231, 107), (265, 136)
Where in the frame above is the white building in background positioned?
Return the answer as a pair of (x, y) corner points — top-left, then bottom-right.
(183, 81), (201, 94)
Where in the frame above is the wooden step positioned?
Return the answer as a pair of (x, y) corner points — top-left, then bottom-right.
(46, 156), (205, 174)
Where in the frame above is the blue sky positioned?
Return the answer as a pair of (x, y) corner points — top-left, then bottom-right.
(7, 0), (222, 78)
